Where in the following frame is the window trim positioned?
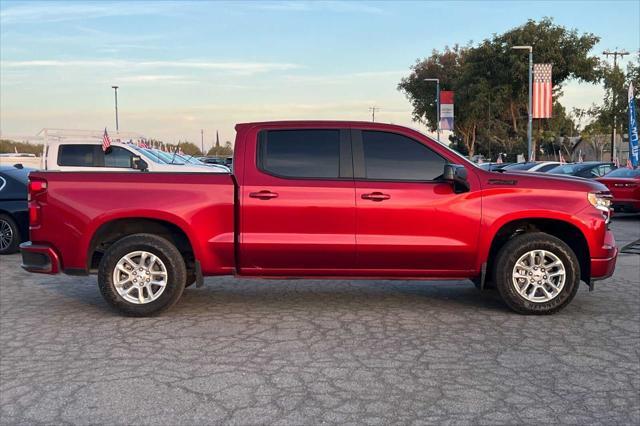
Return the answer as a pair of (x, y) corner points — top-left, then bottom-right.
(256, 129), (353, 181)
(351, 129), (448, 183)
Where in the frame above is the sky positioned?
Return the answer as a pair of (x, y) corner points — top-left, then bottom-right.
(1, 0), (639, 150)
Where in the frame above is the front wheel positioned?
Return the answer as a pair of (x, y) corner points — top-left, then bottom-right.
(98, 233), (187, 316)
(494, 232), (581, 315)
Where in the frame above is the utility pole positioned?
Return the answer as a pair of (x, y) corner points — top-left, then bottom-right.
(368, 106), (380, 122)
(423, 78), (440, 141)
(111, 86), (119, 132)
(512, 46), (533, 161)
(603, 49), (629, 162)
(201, 129), (204, 155)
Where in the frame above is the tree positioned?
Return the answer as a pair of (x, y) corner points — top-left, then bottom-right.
(207, 141), (233, 157)
(398, 18), (601, 159)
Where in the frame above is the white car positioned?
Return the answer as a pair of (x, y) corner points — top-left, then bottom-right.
(502, 161), (562, 173)
(43, 141), (226, 173)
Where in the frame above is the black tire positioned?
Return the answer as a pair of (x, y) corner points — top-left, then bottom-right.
(494, 232), (580, 315)
(0, 214), (20, 255)
(98, 233), (187, 316)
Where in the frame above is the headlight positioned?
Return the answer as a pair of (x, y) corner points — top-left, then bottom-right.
(588, 191), (612, 223)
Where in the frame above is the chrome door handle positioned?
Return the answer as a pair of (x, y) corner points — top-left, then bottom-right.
(249, 190), (279, 200)
(361, 192), (390, 201)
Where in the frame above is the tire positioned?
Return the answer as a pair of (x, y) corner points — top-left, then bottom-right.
(494, 232), (580, 315)
(0, 214), (20, 255)
(98, 233), (187, 316)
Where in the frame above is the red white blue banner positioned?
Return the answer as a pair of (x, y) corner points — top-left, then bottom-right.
(439, 91), (454, 131)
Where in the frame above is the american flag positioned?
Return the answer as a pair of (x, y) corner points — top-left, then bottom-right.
(102, 128), (111, 152)
(533, 64), (553, 119)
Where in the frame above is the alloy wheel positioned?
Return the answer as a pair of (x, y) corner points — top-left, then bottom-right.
(512, 249), (566, 303)
(112, 251), (168, 304)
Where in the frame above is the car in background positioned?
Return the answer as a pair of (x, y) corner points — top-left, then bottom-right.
(0, 165), (31, 254)
(547, 162), (616, 178)
(596, 167), (640, 213)
(44, 141), (223, 173)
(477, 162), (514, 171)
(502, 161), (562, 173)
(139, 149), (230, 172)
(200, 156), (233, 168)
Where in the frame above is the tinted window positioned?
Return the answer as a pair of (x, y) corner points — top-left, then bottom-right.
(504, 162), (537, 171)
(260, 130), (340, 178)
(362, 131), (446, 181)
(537, 163), (560, 172)
(104, 147), (133, 168)
(58, 145), (95, 167)
(604, 168), (640, 178)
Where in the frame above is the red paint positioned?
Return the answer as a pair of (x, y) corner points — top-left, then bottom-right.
(22, 121), (617, 282)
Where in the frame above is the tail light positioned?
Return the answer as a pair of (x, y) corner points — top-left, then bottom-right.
(28, 177), (47, 226)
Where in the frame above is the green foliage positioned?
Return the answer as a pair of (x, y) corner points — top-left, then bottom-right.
(398, 18), (600, 158)
(0, 139), (43, 156)
(207, 141), (233, 157)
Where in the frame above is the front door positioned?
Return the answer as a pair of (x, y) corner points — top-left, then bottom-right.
(240, 128), (356, 275)
(353, 129), (481, 276)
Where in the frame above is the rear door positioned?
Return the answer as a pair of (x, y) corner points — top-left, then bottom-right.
(240, 128), (356, 275)
(353, 129), (481, 276)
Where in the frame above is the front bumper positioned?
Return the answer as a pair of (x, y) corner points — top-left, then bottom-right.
(590, 250), (618, 281)
(20, 242), (60, 274)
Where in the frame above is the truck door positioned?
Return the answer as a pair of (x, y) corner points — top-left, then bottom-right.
(240, 128), (356, 275)
(352, 129), (481, 276)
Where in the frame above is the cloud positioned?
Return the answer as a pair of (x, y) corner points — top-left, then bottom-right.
(0, 1), (185, 24)
(251, 1), (383, 14)
(2, 59), (301, 75)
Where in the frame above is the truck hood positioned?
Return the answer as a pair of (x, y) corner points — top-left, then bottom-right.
(481, 169), (609, 193)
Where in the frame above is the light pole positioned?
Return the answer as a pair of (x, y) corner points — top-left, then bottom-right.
(424, 78), (440, 141)
(512, 46), (533, 161)
(368, 106), (380, 122)
(111, 85), (119, 132)
(603, 49), (629, 162)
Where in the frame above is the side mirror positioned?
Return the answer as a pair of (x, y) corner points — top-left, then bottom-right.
(131, 156), (149, 172)
(443, 164), (470, 193)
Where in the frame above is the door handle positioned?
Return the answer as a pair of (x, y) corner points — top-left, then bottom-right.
(249, 190), (279, 200)
(361, 192), (390, 201)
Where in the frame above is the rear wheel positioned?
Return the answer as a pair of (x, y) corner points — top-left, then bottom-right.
(98, 233), (186, 316)
(0, 214), (20, 255)
(494, 232), (580, 315)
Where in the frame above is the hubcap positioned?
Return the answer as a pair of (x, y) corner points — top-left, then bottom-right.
(512, 249), (566, 303)
(0, 220), (13, 250)
(112, 251), (168, 304)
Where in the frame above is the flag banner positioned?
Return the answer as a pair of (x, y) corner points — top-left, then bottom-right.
(102, 128), (111, 152)
(439, 91), (454, 131)
(628, 83), (639, 168)
(533, 64), (553, 119)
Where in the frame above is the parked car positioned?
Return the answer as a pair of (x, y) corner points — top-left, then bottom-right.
(547, 162), (616, 178)
(21, 121), (617, 316)
(477, 162), (513, 171)
(596, 168), (640, 212)
(502, 161), (562, 173)
(43, 141), (224, 173)
(0, 165), (31, 254)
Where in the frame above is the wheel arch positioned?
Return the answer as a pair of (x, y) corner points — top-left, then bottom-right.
(483, 217), (591, 284)
(87, 217), (196, 273)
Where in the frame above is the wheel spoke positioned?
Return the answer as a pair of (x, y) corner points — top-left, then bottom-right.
(512, 249), (565, 304)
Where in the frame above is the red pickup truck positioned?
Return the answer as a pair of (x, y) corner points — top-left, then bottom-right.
(21, 121), (617, 316)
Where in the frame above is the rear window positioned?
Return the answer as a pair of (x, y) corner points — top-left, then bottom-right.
(259, 130), (341, 178)
(604, 168), (640, 178)
(58, 145), (94, 167)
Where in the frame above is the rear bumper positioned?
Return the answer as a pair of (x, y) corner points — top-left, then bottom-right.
(19, 242), (60, 274)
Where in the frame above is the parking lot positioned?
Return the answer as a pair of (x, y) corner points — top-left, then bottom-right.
(0, 216), (638, 425)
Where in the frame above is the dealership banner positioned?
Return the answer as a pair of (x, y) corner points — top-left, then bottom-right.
(628, 83), (639, 168)
(439, 91), (454, 131)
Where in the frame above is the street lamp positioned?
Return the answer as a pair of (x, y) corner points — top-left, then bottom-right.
(111, 85), (119, 132)
(512, 46), (533, 161)
(424, 78), (440, 141)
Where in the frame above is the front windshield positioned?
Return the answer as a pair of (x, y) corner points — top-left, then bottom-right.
(148, 149), (186, 165)
(175, 153), (203, 165)
(129, 145), (165, 164)
(604, 168), (640, 178)
(548, 164), (584, 174)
